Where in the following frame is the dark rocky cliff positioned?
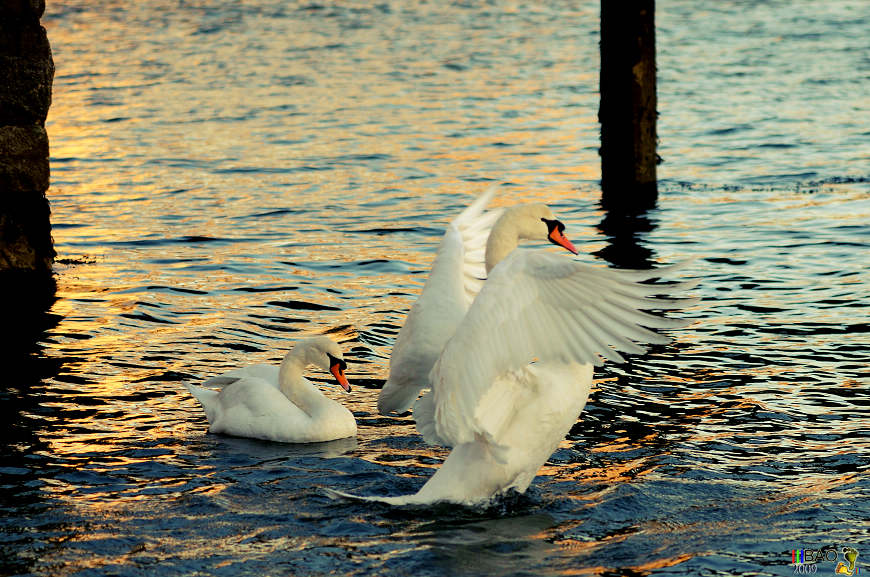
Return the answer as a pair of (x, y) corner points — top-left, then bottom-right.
(0, 0), (56, 309)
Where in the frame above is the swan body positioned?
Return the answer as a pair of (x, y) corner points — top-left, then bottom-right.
(346, 191), (694, 506)
(334, 361), (592, 505)
(378, 191), (581, 419)
(187, 336), (356, 443)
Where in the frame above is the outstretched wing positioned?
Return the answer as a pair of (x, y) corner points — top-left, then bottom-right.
(378, 187), (504, 414)
(429, 252), (697, 446)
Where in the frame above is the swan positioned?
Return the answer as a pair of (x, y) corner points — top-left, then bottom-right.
(377, 186), (580, 415)
(186, 336), (356, 443)
(335, 191), (694, 505)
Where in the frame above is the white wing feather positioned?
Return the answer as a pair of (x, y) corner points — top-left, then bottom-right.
(203, 363), (279, 388)
(429, 251), (696, 446)
(378, 187), (504, 414)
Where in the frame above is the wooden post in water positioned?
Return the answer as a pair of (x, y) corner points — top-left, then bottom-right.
(0, 0), (56, 309)
(599, 0), (657, 210)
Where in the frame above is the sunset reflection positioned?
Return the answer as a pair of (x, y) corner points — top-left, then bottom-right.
(2, 1), (862, 576)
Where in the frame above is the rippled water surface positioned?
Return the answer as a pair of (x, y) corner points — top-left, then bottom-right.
(3, 1), (869, 575)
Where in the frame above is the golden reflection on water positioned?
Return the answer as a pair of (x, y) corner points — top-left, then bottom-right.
(554, 554), (696, 577)
(27, 2), (869, 575)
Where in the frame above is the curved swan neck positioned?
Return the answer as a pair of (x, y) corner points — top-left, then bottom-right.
(278, 348), (326, 416)
(278, 354), (305, 389)
(485, 204), (551, 273)
(485, 216), (519, 274)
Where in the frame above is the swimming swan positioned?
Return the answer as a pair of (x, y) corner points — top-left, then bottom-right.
(335, 191), (694, 505)
(187, 336), (356, 443)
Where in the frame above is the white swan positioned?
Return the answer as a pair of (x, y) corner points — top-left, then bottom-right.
(186, 336), (356, 443)
(378, 186), (578, 415)
(336, 191), (694, 505)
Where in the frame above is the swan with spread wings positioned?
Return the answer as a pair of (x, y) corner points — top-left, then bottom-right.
(341, 189), (695, 505)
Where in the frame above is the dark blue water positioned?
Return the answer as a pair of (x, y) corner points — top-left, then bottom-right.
(3, 1), (868, 575)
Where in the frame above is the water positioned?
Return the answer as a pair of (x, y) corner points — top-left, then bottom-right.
(3, 0), (869, 575)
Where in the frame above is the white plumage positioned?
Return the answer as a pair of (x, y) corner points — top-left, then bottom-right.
(424, 251), (695, 451)
(377, 186), (503, 415)
(186, 336), (356, 444)
(331, 190), (696, 506)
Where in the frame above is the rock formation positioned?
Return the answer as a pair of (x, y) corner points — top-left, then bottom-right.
(0, 0), (56, 308)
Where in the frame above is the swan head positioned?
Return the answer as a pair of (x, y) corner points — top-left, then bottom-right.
(540, 216), (578, 255)
(287, 336), (352, 393)
(486, 204), (578, 272)
(510, 203), (578, 254)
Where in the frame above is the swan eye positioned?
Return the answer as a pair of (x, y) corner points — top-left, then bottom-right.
(541, 218), (565, 234)
(327, 353), (347, 371)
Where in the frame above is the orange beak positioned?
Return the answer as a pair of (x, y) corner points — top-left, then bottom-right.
(330, 361), (351, 393)
(549, 227), (578, 255)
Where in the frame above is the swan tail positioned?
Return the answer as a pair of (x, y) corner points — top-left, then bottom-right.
(326, 439), (524, 507)
(185, 383), (219, 424)
(323, 488), (422, 506)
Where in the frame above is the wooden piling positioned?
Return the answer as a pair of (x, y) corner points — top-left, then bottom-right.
(599, 0), (657, 210)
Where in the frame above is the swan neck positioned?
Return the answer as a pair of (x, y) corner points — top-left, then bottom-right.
(485, 216), (518, 274)
(278, 354), (325, 416)
(485, 205), (552, 273)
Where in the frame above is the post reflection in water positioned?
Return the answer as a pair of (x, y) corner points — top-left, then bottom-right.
(1, 0), (867, 575)
(593, 203), (659, 270)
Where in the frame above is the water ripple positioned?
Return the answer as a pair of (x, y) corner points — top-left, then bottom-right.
(4, 0), (867, 575)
